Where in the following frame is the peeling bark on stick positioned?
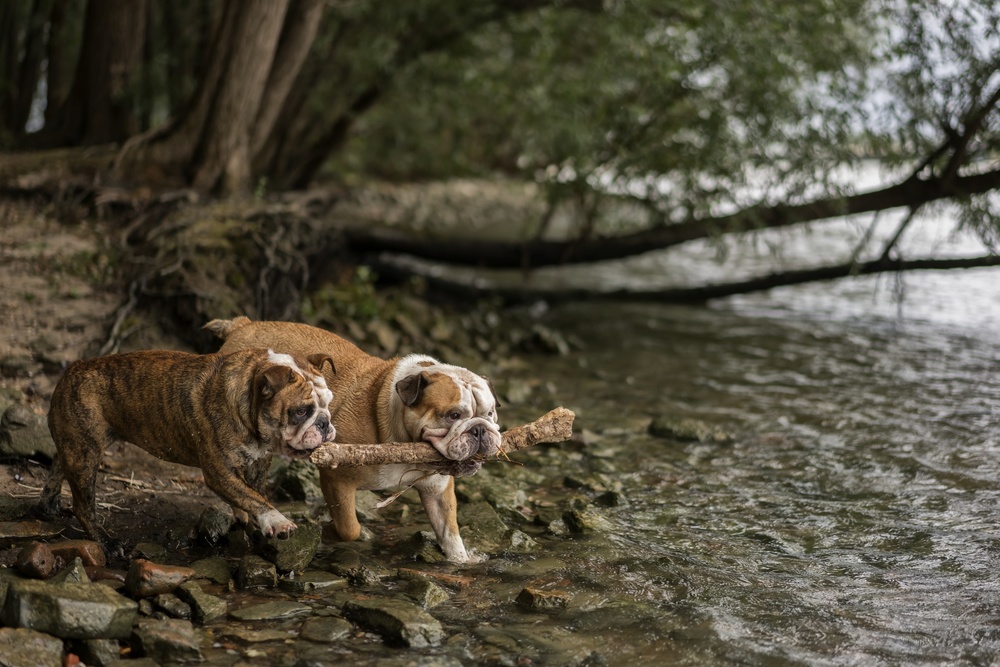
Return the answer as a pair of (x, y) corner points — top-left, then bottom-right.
(309, 407), (575, 469)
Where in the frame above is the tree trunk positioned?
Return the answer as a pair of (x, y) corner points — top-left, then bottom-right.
(43, 0), (147, 146)
(136, 0), (289, 194)
(250, 0), (324, 159)
(43, 0), (77, 130)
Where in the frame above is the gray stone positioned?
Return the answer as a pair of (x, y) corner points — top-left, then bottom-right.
(516, 587), (573, 611)
(129, 542), (168, 563)
(343, 597), (444, 647)
(78, 637), (122, 667)
(196, 506), (232, 546)
(270, 458), (322, 501)
(457, 501), (509, 551)
(406, 531), (447, 564)
(131, 617), (203, 663)
(506, 529), (539, 554)
(189, 557), (233, 586)
(0, 520), (64, 549)
(298, 616), (353, 643)
(153, 593), (192, 620)
(176, 581), (227, 625)
(237, 554), (276, 589)
(0, 627), (64, 667)
(0, 404), (56, 459)
(562, 507), (611, 535)
(220, 626), (294, 643)
(648, 416), (732, 444)
(258, 522), (321, 573)
(404, 578), (450, 609)
(278, 570), (347, 593)
(0, 567), (24, 609)
(1, 578), (138, 639)
(51, 557), (90, 584)
(229, 600), (311, 621)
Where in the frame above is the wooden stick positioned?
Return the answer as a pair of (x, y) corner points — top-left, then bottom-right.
(309, 406), (575, 468)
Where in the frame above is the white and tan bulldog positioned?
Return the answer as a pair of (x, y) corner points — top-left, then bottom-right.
(204, 316), (502, 563)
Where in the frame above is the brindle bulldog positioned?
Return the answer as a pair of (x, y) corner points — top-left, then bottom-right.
(39, 347), (336, 552)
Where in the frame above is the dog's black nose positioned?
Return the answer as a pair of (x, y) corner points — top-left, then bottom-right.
(317, 415), (331, 435)
(470, 424), (485, 444)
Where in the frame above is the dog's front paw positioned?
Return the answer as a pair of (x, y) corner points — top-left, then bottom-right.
(256, 509), (297, 539)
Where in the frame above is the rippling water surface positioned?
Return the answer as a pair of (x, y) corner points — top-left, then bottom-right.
(508, 212), (1000, 664)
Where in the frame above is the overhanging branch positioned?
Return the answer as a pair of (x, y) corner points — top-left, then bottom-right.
(373, 253), (1000, 304)
(345, 167), (1000, 268)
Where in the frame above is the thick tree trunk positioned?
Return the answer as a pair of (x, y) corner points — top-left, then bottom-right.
(250, 0), (324, 159)
(134, 0), (289, 194)
(43, 0), (147, 146)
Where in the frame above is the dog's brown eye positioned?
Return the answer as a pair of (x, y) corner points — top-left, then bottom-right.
(447, 411), (461, 422)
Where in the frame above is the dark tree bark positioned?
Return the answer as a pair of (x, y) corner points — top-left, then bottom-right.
(41, 0), (147, 146)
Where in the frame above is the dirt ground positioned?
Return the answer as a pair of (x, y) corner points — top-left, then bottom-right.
(0, 198), (235, 565)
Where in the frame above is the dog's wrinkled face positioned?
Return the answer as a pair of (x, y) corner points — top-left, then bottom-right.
(392, 356), (501, 476)
(255, 351), (336, 458)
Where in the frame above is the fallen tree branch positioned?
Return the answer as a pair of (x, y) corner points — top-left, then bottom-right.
(309, 406), (575, 468)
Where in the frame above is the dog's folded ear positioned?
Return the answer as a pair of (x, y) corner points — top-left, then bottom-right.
(257, 365), (296, 398)
(483, 375), (501, 409)
(307, 353), (336, 375)
(396, 371), (429, 407)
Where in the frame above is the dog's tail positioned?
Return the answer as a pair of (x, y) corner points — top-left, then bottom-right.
(203, 315), (252, 340)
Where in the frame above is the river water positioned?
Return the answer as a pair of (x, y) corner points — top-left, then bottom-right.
(487, 201), (1000, 664)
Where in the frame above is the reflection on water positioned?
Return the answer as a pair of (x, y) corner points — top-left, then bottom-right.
(518, 261), (999, 664)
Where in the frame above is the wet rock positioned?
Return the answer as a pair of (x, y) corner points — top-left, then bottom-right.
(237, 554), (276, 589)
(220, 626), (294, 643)
(516, 587), (572, 612)
(458, 501), (510, 552)
(0, 403), (56, 459)
(51, 539), (107, 569)
(52, 557), (90, 584)
(270, 458), (322, 501)
(86, 568), (127, 587)
(176, 581), (227, 624)
(124, 560), (196, 598)
(131, 617), (203, 663)
(343, 597), (444, 647)
(648, 416), (732, 444)
(0, 520), (64, 548)
(138, 598), (155, 616)
(299, 616), (353, 643)
(406, 530), (448, 564)
(258, 522), (321, 573)
(14, 541), (56, 578)
(507, 529), (539, 554)
(404, 578), (450, 609)
(153, 593), (192, 620)
(129, 542), (167, 564)
(593, 490), (625, 507)
(0, 567), (24, 608)
(278, 570), (347, 593)
(1, 578), (138, 639)
(225, 525), (253, 557)
(196, 506), (233, 546)
(189, 557), (233, 587)
(397, 567), (473, 591)
(0, 627), (64, 667)
(77, 637), (122, 667)
(229, 600), (311, 621)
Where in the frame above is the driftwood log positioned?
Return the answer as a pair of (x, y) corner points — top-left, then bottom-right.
(309, 407), (575, 469)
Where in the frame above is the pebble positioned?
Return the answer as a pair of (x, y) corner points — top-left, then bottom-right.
(14, 541), (56, 578)
(343, 597), (444, 648)
(298, 616), (353, 643)
(50, 539), (107, 568)
(176, 580), (228, 624)
(237, 554), (276, 589)
(228, 600), (311, 621)
(124, 560), (196, 598)
(0, 627), (64, 667)
(131, 617), (203, 663)
(1, 577), (138, 639)
(516, 586), (573, 611)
